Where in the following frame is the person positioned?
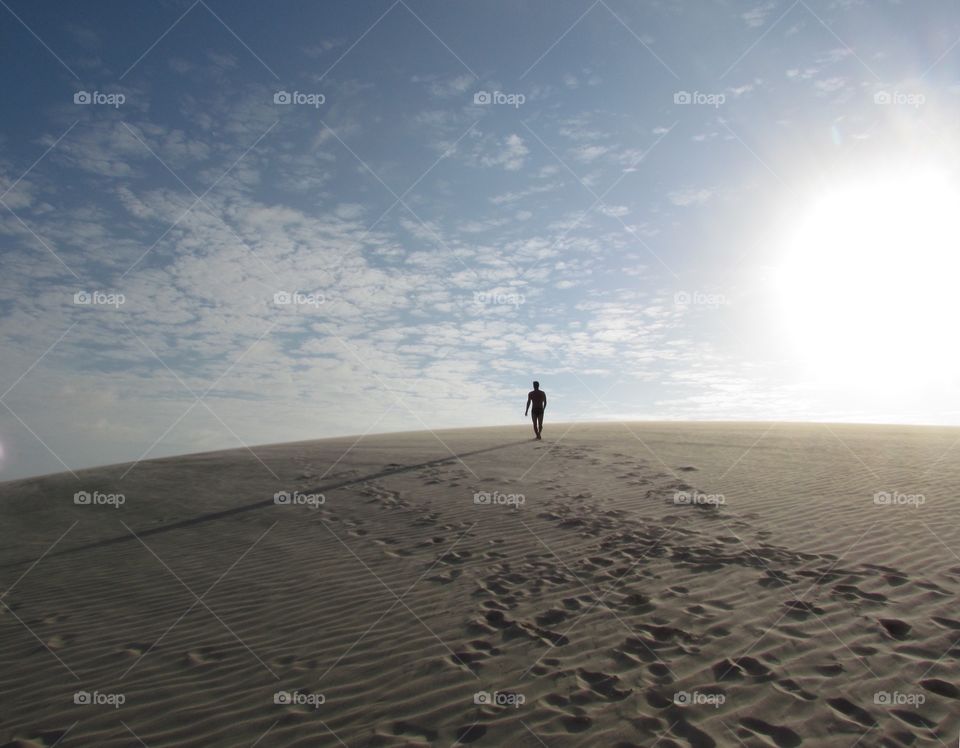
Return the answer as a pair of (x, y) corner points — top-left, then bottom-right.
(524, 381), (547, 440)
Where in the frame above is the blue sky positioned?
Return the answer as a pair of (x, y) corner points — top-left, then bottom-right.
(1, 0), (959, 480)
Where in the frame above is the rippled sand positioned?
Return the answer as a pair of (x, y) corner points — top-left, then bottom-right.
(1, 422), (957, 746)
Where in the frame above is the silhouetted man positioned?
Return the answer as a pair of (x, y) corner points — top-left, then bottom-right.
(525, 381), (546, 440)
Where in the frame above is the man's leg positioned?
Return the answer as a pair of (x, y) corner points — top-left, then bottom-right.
(536, 412), (544, 438)
(530, 411), (539, 437)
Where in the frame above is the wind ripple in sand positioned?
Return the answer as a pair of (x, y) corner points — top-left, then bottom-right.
(0, 425), (958, 746)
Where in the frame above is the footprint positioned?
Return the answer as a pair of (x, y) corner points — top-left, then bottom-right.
(883, 574), (909, 587)
(671, 719), (716, 748)
(759, 570), (794, 588)
(833, 584), (886, 603)
(647, 663), (672, 681)
(426, 569), (461, 584)
(561, 715), (592, 733)
(826, 697), (877, 728)
(916, 581), (949, 595)
(576, 668), (632, 700)
(186, 647), (224, 666)
(611, 647), (646, 667)
(739, 717), (801, 747)
(522, 622), (569, 647)
(438, 550), (472, 565)
(469, 639), (500, 654)
(783, 600), (824, 620)
(773, 679), (816, 701)
(384, 548), (414, 558)
(879, 618), (911, 640)
(616, 591), (655, 613)
(535, 609), (567, 627)
(484, 610), (514, 630)
(449, 651), (485, 673)
(920, 678), (959, 699)
(586, 556), (614, 567)
(712, 657), (771, 681)
(931, 616), (960, 630)
(481, 599), (509, 611)
(3, 728), (72, 747)
(890, 709), (937, 729)
(453, 724), (486, 743)
(391, 721), (437, 742)
(483, 551), (508, 560)
(544, 692), (569, 707)
(702, 624), (730, 639)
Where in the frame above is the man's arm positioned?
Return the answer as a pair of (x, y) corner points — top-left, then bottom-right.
(525, 394), (531, 415)
(542, 393), (547, 410)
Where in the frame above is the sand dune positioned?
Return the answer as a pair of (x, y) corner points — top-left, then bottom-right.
(0, 422), (957, 747)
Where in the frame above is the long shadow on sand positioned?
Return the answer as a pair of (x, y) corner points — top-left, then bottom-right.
(4, 439), (533, 567)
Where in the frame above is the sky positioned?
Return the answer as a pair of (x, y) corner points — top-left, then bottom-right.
(1, 0), (960, 481)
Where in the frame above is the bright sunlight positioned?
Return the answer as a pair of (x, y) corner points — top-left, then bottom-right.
(777, 163), (960, 391)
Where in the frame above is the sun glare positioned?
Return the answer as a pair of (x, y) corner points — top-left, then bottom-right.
(777, 164), (960, 391)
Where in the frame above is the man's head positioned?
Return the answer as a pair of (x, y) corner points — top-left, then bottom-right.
(532, 381), (540, 390)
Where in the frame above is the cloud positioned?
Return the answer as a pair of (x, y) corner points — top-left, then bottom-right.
(572, 144), (612, 163)
(727, 81), (759, 97)
(490, 181), (561, 205)
(814, 77), (848, 94)
(480, 134), (529, 171)
(668, 188), (713, 206)
(415, 73), (476, 98)
(742, 3), (777, 27)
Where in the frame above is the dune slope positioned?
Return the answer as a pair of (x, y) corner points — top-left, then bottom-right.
(0, 422), (958, 747)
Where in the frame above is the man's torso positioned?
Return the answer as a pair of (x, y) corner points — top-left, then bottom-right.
(529, 390), (546, 411)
